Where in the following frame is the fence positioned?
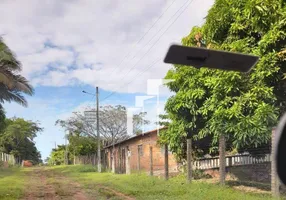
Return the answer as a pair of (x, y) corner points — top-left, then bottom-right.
(0, 152), (16, 166)
(74, 154), (98, 165)
(193, 154), (271, 170)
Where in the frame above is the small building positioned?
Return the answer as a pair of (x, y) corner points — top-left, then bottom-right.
(104, 128), (179, 175)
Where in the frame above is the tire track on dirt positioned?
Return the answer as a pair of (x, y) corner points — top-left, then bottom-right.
(22, 167), (89, 200)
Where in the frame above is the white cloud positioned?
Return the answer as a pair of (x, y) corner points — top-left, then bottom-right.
(0, 0), (215, 160)
(0, 0), (214, 94)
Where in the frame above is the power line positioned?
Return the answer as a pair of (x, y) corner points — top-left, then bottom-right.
(130, 0), (191, 60)
(107, 0), (178, 79)
(100, 0), (194, 102)
(113, 0), (192, 83)
(99, 58), (161, 102)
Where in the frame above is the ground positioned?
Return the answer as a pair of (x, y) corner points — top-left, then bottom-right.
(0, 165), (280, 200)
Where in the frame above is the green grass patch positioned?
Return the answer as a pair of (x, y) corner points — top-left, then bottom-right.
(48, 165), (276, 200)
(0, 167), (26, 200)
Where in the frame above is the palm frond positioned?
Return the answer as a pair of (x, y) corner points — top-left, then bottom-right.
(0, 84), (28, 107)
(13, 75), (34, 95)
(0, 37), (21, 71)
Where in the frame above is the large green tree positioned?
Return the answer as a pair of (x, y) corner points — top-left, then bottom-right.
(0, 37), (34, 107)
(0, 118), (43, 163)
(161, 0), (286, 159)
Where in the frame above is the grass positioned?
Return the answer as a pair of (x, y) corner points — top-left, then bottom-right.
(48, 165), (277, 200)
(0, 167), (26, 200)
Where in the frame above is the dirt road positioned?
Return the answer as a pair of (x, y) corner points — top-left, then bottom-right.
(21, 167), (134, 200)
(22, 168), (88, 200)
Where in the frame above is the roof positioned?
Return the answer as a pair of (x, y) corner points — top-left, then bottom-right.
(104, 127), (167, 149)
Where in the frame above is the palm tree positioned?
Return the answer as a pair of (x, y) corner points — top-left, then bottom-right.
(0, 37), (34, 107)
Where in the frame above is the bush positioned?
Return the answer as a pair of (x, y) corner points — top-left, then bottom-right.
(73, 165), (98, 173)
(192, 169), (212, 180)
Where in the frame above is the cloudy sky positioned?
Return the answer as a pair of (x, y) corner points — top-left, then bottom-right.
(0, 0), (214, 159)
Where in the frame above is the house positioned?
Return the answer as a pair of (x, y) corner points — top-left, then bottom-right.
(104, 128), (179, 175)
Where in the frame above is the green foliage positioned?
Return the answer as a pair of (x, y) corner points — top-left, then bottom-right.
(50, 165), (272, 200)
(0, 117), (43, 164)
(0, 37), (34, 107)
(161, 0), (286, 159)
(0, 168), (25, 199)
(47, 145), (67, 165)
(68, 135), (98, 156)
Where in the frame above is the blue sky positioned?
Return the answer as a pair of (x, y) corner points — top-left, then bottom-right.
(0, 0), (214, 159)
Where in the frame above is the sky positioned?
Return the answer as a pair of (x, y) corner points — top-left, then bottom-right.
(0, 0), (214, 159)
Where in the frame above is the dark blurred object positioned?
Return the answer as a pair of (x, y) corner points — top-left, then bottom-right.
(164, 44), (259, 72)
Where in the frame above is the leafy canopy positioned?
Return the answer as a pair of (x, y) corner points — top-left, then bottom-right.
(161, 0), (286, 159)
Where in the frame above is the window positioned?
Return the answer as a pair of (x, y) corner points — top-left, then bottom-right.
(138, 145), (143, 156)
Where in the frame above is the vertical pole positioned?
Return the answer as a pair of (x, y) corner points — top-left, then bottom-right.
(73, 148), (75, 165)
(112, 149), (115, 173)
(271, 127), (279, 197)
(119, 147), (122, 174)
(65, 132), (68, 165)
(96, 86), (101, 173)
(150, 146), (153, 176)
(219, 134), (226, 185)
(187, 138), (192, 183)
(126, 147), (131, 174)
(164, 144), (169, 180)
(137, 146), (141, 171)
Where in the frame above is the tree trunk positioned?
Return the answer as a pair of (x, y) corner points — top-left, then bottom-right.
(219, 134), (226, 185)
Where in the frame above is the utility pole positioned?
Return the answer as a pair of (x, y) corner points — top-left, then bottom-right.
(65, 131), (68, 165)
(96, 87), (101, 172)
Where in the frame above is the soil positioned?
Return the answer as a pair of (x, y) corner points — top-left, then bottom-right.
(22, 167), (135, 200)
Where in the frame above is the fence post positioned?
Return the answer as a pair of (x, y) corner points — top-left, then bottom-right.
(149, 146), (153, 176)
(219, 134), (226, 185)
(187, 138), (192, 183)
(271, 127), (279, 197)
(112, 149), (115, 173)
(137, 146), (141, 171)
(164, 144), (169, 180)
(126, 147), (131, 174)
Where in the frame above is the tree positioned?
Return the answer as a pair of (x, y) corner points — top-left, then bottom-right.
(67, 134), (98, 156)
(133, 112), (150, 135)
(161, 0), (285, 159)
(56, 105), (150, 146)
(48, 145), (66, 165)
(0, 37), (34, 107)
(0, 118), (43, 163)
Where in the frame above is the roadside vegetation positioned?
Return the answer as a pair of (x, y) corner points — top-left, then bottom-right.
(0, 167), (26, 200)
(48, 165), (275, 200)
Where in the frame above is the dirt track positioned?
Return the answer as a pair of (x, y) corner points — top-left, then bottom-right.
(21, 167), (135, 200)
(22, 168), (89, 200)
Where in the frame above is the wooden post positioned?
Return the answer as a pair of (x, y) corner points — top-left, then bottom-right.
(271, 127), (279, 197)
(102, 151), (105, 171)
(112, 150), (115, 173)
(187, 138), (192, 183)
(137, 146), (141, 171)
(119, 148), (122, 174)
(164, 144), (169, 180)
(150, 146), (153, 176)
(219, 134), (226, 185)
(126, 147), (131, 174)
